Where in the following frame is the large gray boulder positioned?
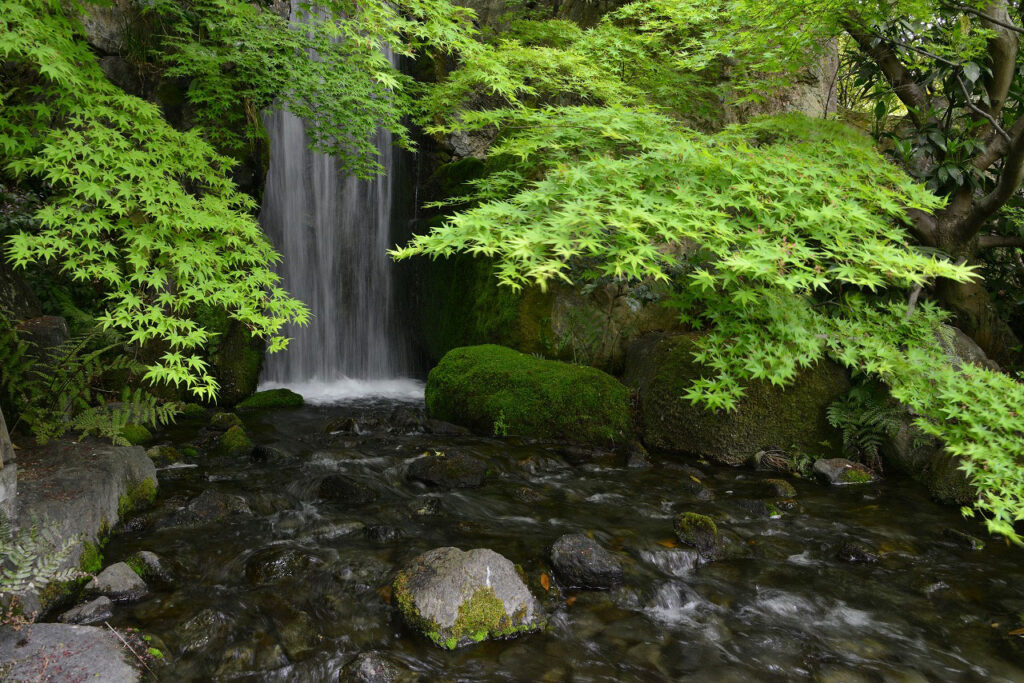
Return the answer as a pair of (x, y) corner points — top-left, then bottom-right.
(0, 623), (140, 681)
(550, 534), (623, 590)
(86, 562), (148, 602)
(393, 547), (544, 649)
(624, 333), (849, 465)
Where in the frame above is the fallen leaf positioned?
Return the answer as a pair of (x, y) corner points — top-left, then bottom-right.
(689, 476), (701, 484)
(657, 539), (678, 548)
(540, 573), (550, 591)
(566, 596), (576, 606)
(1008, 627), (1024, 636)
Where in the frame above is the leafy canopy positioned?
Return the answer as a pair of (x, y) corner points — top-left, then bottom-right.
(396, 1), (1024, 540)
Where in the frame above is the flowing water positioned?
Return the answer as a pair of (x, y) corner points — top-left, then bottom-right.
(105, 401), (1024, 681)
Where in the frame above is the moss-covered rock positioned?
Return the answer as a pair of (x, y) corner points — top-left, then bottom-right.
(178, 403), (207, 419)
(236, 388), (304, 410)
(145, 445), (181, 467)
(209, 412), (242, 431)
(426, 345), (634, 445)
(117, 477), (157, 518)
(882, 414), (977, 505)
(119, 424), (152, 446)
(393, 547), (544, 649)
(194, 305), (265, 407)
(624, 333), (849, 465)
(673, 512), (722, 560)
(218, 425), (254, 457)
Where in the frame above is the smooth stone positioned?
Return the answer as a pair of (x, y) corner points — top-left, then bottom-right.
(86, 562), (148, 602)
(549, 534), (624, 589)
(812, 458), (877, 485)
(59, 596), (114, 625)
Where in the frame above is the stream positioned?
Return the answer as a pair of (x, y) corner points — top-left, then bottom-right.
(104, 398), (1024, 681)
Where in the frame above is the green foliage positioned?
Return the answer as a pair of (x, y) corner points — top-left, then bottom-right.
(146, 0), (477, 176)
(827, 383), (901, 470)
(1, 0), (310, 400)
(0, 514), (79, 613)
(0, 318), (178, 445)
(236, 388), (304, 410)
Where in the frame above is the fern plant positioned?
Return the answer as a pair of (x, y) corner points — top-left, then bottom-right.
(0, 513), (79, 624)
(827, 383), (901, 472)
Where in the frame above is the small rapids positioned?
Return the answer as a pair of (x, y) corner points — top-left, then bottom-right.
(103, 399), (1024, 681)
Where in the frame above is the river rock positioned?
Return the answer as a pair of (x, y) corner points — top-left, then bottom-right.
(161, 489), (252, 528)
(813, 458), (877, 485)
(86, 562), (148, 602)
(673, 512), (723, 561)
(125, 550), (171, 584)
(317, 474), (378, 505)
(393, 546), (545, 649)
(218, 425), (254, 457)
(550, 534), (623, 589)
(624, 333), (848, 465)
(759, 478), (797, 498)
(944, 528), (985, 551)
(407, 451), (487, 489)
(340, 651), (402, 683)
(0, 623), (140, 681)
(365, 525), (405, 544)
(836, 541), (879, 564)
(59, 596), (114, 625)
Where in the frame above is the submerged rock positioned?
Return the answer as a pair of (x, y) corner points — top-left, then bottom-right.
(813, 458), (877, 485)
(59, 596), (114, 625)
(317, 474), (378, 505)
(425, 344), (634, 445)
(550, 534), (624, 589)
(393, 546), (545, 649)
(673, 513), (723, 561)
(161, 489), (252, 528)
(836, 541), (880, 564)
(340, 651), (402, 683)
(86, 562), (148, 602)
(624, 333), (848, 465)
(407, 451), (487, 489)
(218, 425), (254, 457)
(944, 528), (985, 551)
(759, 478), (797, 498)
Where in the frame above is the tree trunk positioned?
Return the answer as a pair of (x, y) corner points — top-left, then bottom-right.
(934, 276), (1021, 365)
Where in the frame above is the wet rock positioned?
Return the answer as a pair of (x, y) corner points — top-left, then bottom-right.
(407, 451), (487, 489)
(161, 489), (252, 528)
(245, 547), (323, 585)
(237, 388), (304, 409)
(364, 525), (405, 544)
(251, 444), (291, 463)
(813, 458), (877, 485)
(219, 425), (254, 457)
(393, 546), (545, 649)
(175, 607), (233, 654)
(409, 497), (443, 516)
(550, 534), (624, 589)
(209, 411), (243, 431)
(303, 521), (365, 543)
(425, 419), (472, 436)
(554, 445), (617, 466)
(734, 499), (782, 519)
(679, 477), (715, 501)
(624, 332), (848, 465)
(943, 528), (985, 551)
(86, 562), (148, 602)
(146, 444), (181, 467)
(125, 550), (171, 584)
(317, 474), (378, 505)
(340, 651), (402, 683)
(673, 512), (723, 561)
(836, 541), (879, 564)
(624, 441), (652, 469)
(759, 478), (797, 498)
(59, 596), (113, 625)
(512, 486), (547, 504)
(0, 623), (139, 681)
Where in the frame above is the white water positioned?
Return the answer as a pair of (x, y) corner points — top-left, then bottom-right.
(258, 21), (415, 402)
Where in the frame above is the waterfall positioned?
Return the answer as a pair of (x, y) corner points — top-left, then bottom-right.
(258, 45), (419, 403)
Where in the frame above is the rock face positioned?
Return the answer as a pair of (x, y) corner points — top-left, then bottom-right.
(59, 596), (114, 625)
(549, 534), (623, 589)
(393, 547), (545, 649)
(813, 458), (877, 485)
(0, 623), (139, 681)
(407, 452), (487, 489)
(86, 562), (148, 602)
(426, 345), (634, 445)
(624, 333), (848, 465)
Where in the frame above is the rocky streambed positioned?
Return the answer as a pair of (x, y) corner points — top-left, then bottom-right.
(89, 398), (1024, 681)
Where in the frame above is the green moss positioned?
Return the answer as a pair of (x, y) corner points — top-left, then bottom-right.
(218, 425), (253, 456)
(237, 388), (304, 410)
(623, 333), (848, 466)
(762, 478), (797, 498)
(180, 446), (199, 459)
(452, 587), (510, 641)
(210, 411), (243, 431)
(673, 512), (722, 558)
(419, 255), (555, 364)
(145, 445), (181, 465)
(120, 424), (153, 445)
(193, 305), (264, 407)
(118, 477), (157, 519)
(125, 554), (146, 578)
(425, 344), (634, 445)
(178, 403), (206, 419)
(79, 541), (103, 575)
(840, 468), (874, 484)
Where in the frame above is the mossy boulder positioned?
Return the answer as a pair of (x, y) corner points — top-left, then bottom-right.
(218, 425), (254, 457)
(624, 333), (849, 465)
(813, 458), (877, 486)
(425, 345), (634, 445)
(178, 403), (206, 419)
(119, 424), (152, 446)
(145, 445), (181, 467)
(209, 412), (242, 432)
(882, 409), (976, 505)
(393, 547), (544, 649)
(236, 388), (304, 410)
(673, 512), (723, 560)
(117, 477), (157, 518)
(194, 305), (265, 407)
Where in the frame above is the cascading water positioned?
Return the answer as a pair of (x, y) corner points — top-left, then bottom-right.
(258, 41), (419, 403)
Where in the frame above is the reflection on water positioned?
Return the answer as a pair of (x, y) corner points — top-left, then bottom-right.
(103, 400), (1024, 681)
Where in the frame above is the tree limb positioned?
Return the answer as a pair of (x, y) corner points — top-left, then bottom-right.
(963, 129), (1024, 236)
(978, 234), (1024, 248)
(977, 0), (1019, 126)
(843, 21), (933, 128)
